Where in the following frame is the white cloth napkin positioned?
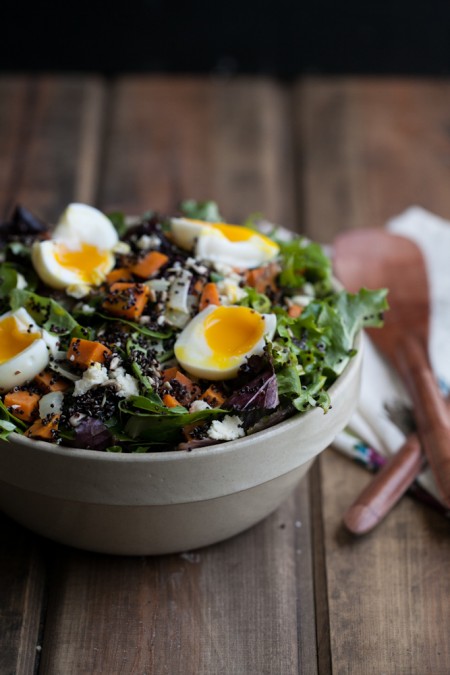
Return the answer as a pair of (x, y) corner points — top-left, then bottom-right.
(333, 207), (450, 506)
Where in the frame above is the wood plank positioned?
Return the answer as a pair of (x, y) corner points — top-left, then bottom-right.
(99, 76), (296, 227)
(40, 76), (317, 675)
(0, 75), (106, 675)
(297, 76), (450, 674)
(298, 77), (450, 241)
(13, 76), (106, 217)
(0, 76), (46, 675)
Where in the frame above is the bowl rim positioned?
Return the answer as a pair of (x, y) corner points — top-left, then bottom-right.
(6, 331), (362, 464)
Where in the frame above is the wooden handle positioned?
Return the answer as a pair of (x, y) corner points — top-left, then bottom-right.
(395, 334), (450, 508)
(343, 434), (425, 534)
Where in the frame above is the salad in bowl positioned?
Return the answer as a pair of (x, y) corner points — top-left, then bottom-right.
(0, 200), (387, 454)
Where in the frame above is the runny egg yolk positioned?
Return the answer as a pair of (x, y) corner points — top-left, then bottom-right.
(204, 306), (265, 360)
(211, 223), (274, 247)
(186, 219), (276, 247)
(0, 316), (41, 364)
(54, 242), (111, 283)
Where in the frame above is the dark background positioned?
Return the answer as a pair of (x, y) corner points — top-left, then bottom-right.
(2, 1), (450, 76)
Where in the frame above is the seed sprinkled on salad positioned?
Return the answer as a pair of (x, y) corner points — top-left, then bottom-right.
(0, 200), (388, 452)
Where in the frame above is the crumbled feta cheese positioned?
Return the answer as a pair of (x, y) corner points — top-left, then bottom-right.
(66, 283), (91, 299)
(110, 366), (139, 398)
(302, 283), (315, 297)
(80, 303), (95, 314)
(73, 363), (109, 397)
(289, 295), (312, 309)
(207, 415), (245, 441)
(137, 234), (161, 250)
(113, 241), (131, 254)
(189, 400), (211, 413)
(69, 412), (86, 427)
(217, 279), (247, 304)
(212, 262), (243, 283)
(185, 257), (208, 275)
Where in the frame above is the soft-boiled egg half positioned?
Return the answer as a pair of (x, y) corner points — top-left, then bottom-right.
(170, 218), (279, 269)
(174, 305), (277, 380)
(32, 203), (119, 292)
(0, 308), (59, 393)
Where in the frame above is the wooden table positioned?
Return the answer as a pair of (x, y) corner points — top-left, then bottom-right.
(1, 76), (449, 675)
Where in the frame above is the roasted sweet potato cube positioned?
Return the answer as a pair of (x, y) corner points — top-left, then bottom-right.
(106, 267), (133, 284)
(25, 413), (60, 441)
(4, 390), (41, 422)
(163, 369), (200, 406)
(200, 385), (225, 408)
(34, 370), (71, 393)
(131, 251), (169, 279)
(102, 282), (151, 320)
(67, 338), (112, 370)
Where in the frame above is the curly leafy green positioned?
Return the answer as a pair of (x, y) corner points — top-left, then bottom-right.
(179, 199), (222, 222)
(238, 287), (272, 313)
(272, 288), (388, 413)
(278, 238), (332, 295)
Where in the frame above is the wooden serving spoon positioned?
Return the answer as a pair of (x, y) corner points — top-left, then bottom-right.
(343, 433), (424, 534)
(333, 228), (450, 509)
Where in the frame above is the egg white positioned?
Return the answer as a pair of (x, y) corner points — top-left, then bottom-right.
(174, 305), (277, 380)
(0, 308), (59, 393)
(54, 203), (119, 250)
(32, 203), (118, 290)
(31, 240), (115, 290)
(170, 217), (279, 269)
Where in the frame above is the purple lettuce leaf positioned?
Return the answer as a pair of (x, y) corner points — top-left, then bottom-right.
(68, 417), (113, 451)
(1, 205), (48, 237)
(225, 354), (279, 412)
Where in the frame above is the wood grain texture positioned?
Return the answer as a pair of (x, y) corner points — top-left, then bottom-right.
(297, 77), (450, 674)
(343, 434), (424, 535)
(0, 75), (106, 675)
(99, 76), (297, 228)
(12, 76), (106, 218)
(0, 76), (46, 675)
(39, 76), (316, 675)
(3, 74), (450, 675)
(298, 77), (450, 240)
(334, 227), (450, 505)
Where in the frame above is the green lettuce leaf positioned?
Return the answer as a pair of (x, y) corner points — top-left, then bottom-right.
(179, 199), (222, 222)
(107, 211), (127, 237)
(238, 287), (271, 313)
(0, 399), (26, 439)
(10, 289), (84, 336)
(123, 397), (224, 444)
(278, 238), (332, 294)
(273, 287), (388, 413)
(0, 263), (18, 299)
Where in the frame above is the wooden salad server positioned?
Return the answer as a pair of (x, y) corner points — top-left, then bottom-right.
(333, 228), (450, 513)
(343, 433), (425, 534)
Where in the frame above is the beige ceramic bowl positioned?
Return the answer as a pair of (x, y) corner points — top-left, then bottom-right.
(0, 335), (361, 555)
